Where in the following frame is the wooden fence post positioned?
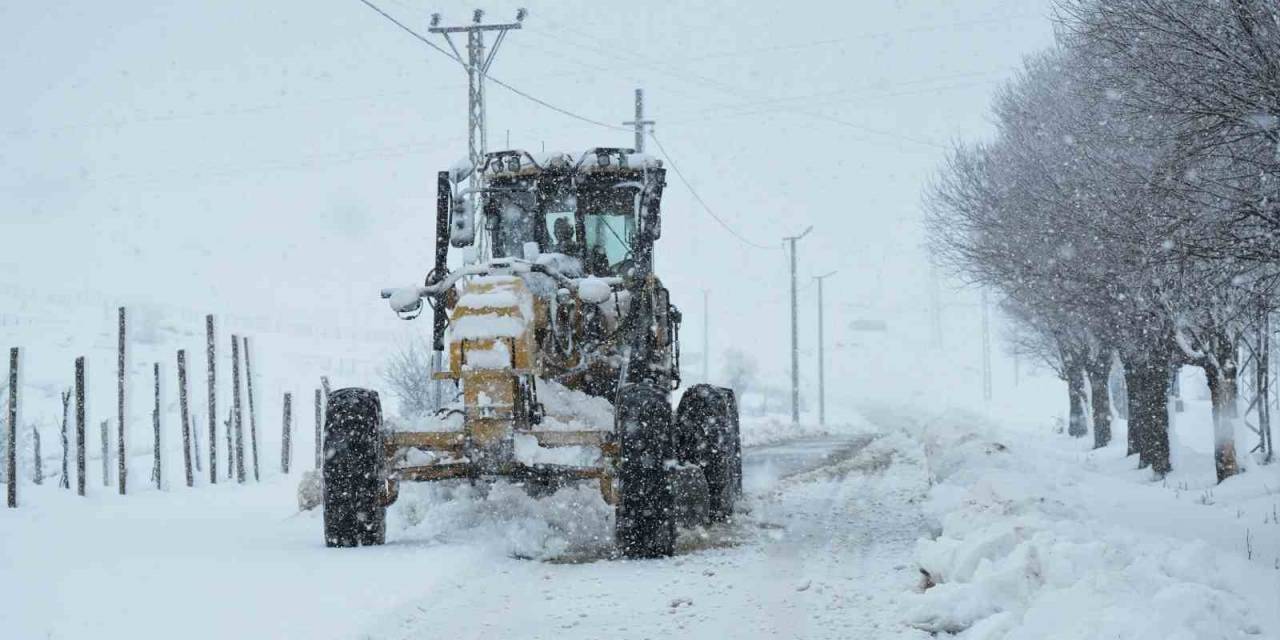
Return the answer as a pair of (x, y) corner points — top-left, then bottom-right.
(100, 420), (109, 487)
(32, 426), (41, 486)
(76, 358), (85, 497)
(60, 390), (70, 489)
(315, 389), (323, 469)
(191, 412), (202, 474)
(178, 351), (193, 487)
(151, 362), (161, 490)
(243, 337), (260, 482)
(225, 406), (232, 481)
(281, 392), (292, 474)
(117, 306), (126, 496)
(7, 347), (17, 508)
(206, 314), (217, 484)
(231, 335), (245, 483)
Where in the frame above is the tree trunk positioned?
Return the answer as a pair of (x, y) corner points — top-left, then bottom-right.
(1084, 352), (1113, 449)
(1124, 355), (1172, 476)
(1066, 353), (1089, 438)
(1203, 352), (1240, 484)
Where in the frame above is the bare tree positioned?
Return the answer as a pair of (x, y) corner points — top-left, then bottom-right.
(382, 337), (442, 419)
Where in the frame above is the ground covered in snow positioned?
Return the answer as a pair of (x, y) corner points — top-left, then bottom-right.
(4, 400), (1279, 639)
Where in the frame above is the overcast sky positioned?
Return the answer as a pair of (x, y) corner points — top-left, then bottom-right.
(1, 0), (1058, 412)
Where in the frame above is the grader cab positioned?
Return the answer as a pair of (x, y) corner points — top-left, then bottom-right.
(322, 147), (742, 558)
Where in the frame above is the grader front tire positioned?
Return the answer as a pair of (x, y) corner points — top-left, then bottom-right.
(615, 383), (676, 559)
(322, 388), (387, 548)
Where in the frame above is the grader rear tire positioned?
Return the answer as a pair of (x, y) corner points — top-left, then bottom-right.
(676, 385), (743, 522)
(322, 388), (387, 548)
(615, 383), (676, 559)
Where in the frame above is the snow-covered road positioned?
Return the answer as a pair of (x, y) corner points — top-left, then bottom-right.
(363, 432), (930, 640)
(2, 428), (938, 639)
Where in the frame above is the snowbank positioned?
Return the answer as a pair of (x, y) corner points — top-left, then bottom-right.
(739, 412), (875, 448)
(878, 405), (1280, 639)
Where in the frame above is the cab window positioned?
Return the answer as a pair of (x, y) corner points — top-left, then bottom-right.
(579, 187), (637, 275)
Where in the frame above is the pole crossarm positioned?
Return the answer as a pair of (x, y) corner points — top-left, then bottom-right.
(429, 22), (522, 34)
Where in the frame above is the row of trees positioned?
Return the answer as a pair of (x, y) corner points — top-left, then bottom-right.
(928, 0), (1280, 481)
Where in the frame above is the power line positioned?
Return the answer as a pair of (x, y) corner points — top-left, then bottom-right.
(355, 0), (625, 133)
(647, 131), (779, 251)
(539, 19), (948, 150)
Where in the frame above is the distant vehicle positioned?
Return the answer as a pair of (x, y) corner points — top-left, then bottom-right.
(850, 318), (888, 332)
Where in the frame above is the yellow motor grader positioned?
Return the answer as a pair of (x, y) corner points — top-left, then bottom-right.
(322, 148), (741, 558)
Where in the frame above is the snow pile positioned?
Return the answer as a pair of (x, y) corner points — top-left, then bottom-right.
(537, 378), (615, 431)
(892, 407), (1276, 639)
(390, 480), (613, 560)
(512, 433), (599, 467)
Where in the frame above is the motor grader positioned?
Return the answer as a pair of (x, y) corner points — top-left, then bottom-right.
(321, 147), (742, 558)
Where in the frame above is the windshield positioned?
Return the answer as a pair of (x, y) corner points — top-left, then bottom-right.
(489, 191), (537, 259)
(579, 187), (638, 275)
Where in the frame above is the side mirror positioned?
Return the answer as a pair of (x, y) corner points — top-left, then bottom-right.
(449, 195), (476, 247)
(642, 169), (666, 240)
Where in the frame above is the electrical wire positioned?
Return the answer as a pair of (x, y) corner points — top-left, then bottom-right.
(539, 19), (949, 150)
(356, 1), (782, 251)
(355, 0), (626, 132)
(647, 131), (780, 251)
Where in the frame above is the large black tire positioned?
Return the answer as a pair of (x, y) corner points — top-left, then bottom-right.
(676, 385), (743, 521)
(615, 383), (676, 558)
(322, 388), (387, 548)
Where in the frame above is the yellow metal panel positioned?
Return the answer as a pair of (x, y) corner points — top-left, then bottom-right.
(385, 431), (466, 450)
(527, 430), (611, 448)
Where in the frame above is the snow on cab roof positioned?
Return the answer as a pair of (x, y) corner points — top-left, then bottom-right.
(475, 148), (662, 178)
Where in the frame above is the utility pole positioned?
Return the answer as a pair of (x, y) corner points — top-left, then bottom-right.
(702, 289), (710, 382)
(623, 88), (655, 152)
(784, 226), (813, 424)
(814, 271), (837, 426)
(429, 8), (526, 257)
(929, 263), (943, 348)
(981, 288), (992, 404)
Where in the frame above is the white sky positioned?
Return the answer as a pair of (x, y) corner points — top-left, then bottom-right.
(1, 0), (1058, 411)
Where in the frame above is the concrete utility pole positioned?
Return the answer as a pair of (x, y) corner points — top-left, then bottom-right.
(784, 227), (813, 424)
(981, 288), (992, 403)
(429, 8), (526, 256)
(814, 271), (837, 426)
(929, 264), (943, 348)
(623, 88), (655, 152)
(702, 289), (710, 382)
